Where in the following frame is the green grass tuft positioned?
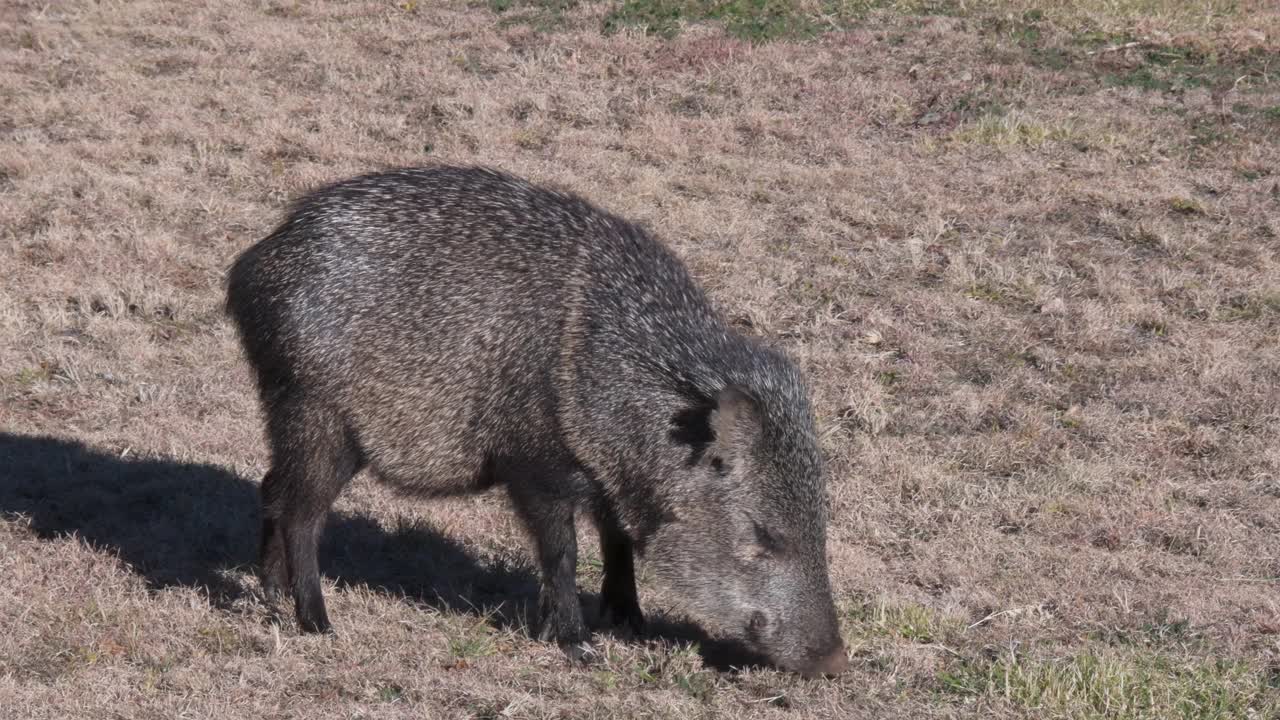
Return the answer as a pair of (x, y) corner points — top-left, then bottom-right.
(939, 649), (1279, 720)
(845, 598), (961, 645)
(486, 0), (581, 31)
(950, 110), (1078, 147)
(446, 619), (497, 661)
(602, 0), (879, 42)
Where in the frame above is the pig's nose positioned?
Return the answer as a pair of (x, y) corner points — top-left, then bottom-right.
(802, 640), (849, 678)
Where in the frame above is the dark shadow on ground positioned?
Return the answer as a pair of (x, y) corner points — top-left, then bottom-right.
(0, 432), (765, 671)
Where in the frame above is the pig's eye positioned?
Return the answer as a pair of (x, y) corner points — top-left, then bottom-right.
(753, 523), (785, 556)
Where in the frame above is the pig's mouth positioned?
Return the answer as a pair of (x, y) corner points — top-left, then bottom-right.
(794, 640), (850, 678)
(742, 618), (849, 678)
(691, 626), (849, 679)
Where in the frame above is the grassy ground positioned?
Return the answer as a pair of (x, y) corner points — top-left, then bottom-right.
(2, 0), (1280, 717)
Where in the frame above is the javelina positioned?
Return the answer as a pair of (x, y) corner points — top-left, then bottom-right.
(224, 165), (848, 677)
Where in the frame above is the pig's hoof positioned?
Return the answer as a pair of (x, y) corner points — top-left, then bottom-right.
(259, 580), (286, 604)
(603, 615), (645, 642)
(298, 615), (334, 635)
(564, 641), (600, 666)
(535, 600), (588, 648)
(600, 596), (645, 640)
(614, 612), (646, 640)
(536, 618), (586, 645)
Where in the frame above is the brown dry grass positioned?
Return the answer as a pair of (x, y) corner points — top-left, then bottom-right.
(2, 1), (1279, 718)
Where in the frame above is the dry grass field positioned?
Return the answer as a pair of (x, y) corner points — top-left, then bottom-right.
(3, 0), (1280, 717)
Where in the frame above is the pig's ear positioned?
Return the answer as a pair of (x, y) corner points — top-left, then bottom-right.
(668, 385), (762, 472)
(704, 385), (762, 472)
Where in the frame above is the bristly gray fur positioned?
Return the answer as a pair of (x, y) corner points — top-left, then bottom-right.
(224, 164), (847, 677)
